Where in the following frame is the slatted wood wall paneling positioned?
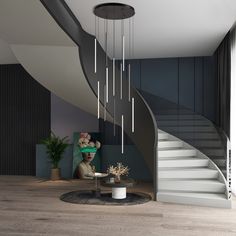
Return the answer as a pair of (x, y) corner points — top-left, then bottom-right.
(0, 64), (50, 175)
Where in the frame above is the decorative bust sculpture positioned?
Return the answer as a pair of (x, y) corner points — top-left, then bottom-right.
(77, 133), (101, 179)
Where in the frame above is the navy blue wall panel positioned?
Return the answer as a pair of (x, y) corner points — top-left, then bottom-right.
(128, 59), (141, 90)
(141, 58), (179, 103)
(179, 57), (195, 109)
(194, 57), (204, 114)
(126, 56), (216, 123)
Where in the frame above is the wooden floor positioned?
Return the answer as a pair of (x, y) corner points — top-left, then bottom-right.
(0, 176), (236, 236)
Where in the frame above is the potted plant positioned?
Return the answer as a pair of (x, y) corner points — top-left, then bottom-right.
(42, 132), (69, 180)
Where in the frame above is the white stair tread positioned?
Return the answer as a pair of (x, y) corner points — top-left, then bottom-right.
(158, 148), (195, 151)
(158, 147), (187, 150)
(158, 133), (168, 140)
(159, 156), (201, 160)
(158, 167), (211, 171)
(158, 167), (218, 179)
(158, 141), (183, 148)
(158, 179), (226, 193)
(159, 179), (224, 184)
(158, 149), (196, 157)
(159, 158), (209, 168)
(158, 191), (227, 200)
(157, 191), (231, 208)
(158, 167), (215, 171)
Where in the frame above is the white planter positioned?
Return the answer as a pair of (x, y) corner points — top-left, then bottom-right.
(112, 187), (126, 199)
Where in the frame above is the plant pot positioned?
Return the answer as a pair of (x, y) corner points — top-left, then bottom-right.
(51, 168), (61, 181)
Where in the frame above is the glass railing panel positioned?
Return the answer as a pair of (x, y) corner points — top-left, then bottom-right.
(140, 90), (228, 178)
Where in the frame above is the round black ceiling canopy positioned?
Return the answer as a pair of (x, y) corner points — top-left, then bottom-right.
(93, 3), (135, 20)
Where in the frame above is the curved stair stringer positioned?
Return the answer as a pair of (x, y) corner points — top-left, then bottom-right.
(157, 129), (231, 208)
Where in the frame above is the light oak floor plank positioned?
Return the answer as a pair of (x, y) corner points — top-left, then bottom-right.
(0, 176), (235, 236)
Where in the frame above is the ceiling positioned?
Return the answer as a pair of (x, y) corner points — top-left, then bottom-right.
(0, 0), (74, 64)
(0, 0), (74, 47)
(65, 0), (236, 59)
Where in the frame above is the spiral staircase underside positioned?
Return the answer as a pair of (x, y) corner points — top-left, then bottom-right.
(0, 0), (231, 208)
(0, 0), (107, 119)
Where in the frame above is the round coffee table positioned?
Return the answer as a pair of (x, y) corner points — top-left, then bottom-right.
(85, 172), (108, 197)
(102, 179), (135, 199)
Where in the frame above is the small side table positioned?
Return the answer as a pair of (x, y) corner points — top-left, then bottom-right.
(102, 179), (135, 199)
(85, 172), (108, 197)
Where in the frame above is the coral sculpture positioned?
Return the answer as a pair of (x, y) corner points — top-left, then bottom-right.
(107, 162), (129, 182)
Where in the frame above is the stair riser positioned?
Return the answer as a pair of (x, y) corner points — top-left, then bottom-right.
(172, 133), (220, 139)
(163, 126), (216, 132)
(158, 150), (196, 158)
(194, 141), (223, 148)
(159, 159), (209, 168)
(202, 149), (225, 156)
(156, 109), (195, 115)
(158, 170), (218, 179)
(158, 141), (183, 148)
(157, 193), (231, 208)
(158, 133), (168, 140)
(157, 115), (204, 120)
(158, 181), (226, 193)
(158, 120), (212, 126)
(212, 159), (226, 167)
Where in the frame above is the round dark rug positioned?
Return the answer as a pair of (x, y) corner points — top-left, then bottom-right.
(60, 191), (151, 206)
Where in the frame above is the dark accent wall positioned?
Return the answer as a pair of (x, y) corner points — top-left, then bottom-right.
(99, 120), (133, 145)
(101, 145), (152, 181)
(214, 32), (231, 138)
(0, 64), (50, 175)
(128, 56), (216, 122)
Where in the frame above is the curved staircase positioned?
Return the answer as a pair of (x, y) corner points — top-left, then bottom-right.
(157, 129), (230, 208)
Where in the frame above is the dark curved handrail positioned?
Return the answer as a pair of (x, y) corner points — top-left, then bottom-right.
(40, 0), (158, 196)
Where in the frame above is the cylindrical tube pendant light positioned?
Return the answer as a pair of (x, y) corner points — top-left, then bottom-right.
(106, 67), (109, 103)
(104, 85), (106, 121)
(93, 3), (135, 154)
(113, 98), (116, 136)
(113, 58), (115, 96)
(97, 81), (100, 119)
(94, 38), (97, 73)
(128, 64), (131, 102)
(120, 63), (123, 99)
(122, 35), (125, 71)
(121, 115), (124, 154)
(132, 97), (135, 133)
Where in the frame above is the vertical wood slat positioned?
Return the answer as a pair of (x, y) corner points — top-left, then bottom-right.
(0, 64), (50, 175)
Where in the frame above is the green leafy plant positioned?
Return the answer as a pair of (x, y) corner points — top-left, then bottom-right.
(42, 132), (69, 169)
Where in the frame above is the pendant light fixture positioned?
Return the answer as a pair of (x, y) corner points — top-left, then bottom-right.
(94, 3), (135, 154)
